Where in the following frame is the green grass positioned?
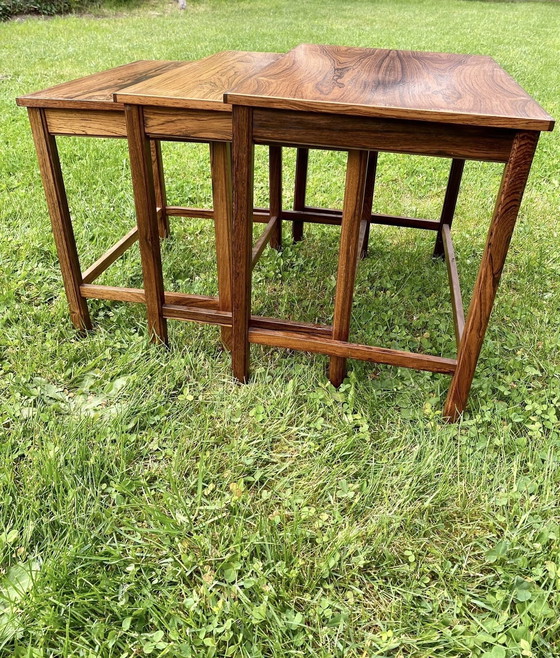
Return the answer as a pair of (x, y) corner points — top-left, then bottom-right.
(1, 0), (560, 655)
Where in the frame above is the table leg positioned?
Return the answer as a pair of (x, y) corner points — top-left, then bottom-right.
(269, 145), (282, 250)
(150, 140), (169, 239)
(433, 158), (465, 259)
(231, 107), (254, 382)
(210, 141), (233, 350)
(329, 149), (370, 387)
(292, 147), (308, 243)
(27, 108), (92, 332)
(125, 105), (167, 345)
(360, 151), (378, 259)
(444, 131), (539, 421)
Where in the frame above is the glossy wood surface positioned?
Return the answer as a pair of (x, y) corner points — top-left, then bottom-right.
(444, 130), (539, 420)
(329, 149), (369, 387)
(114, 51), (280, 110)
(253, 109), (516, 162)
(27, 108), (92, 331)
(226, 44), (554, 131)
(17, 61), (184, 111)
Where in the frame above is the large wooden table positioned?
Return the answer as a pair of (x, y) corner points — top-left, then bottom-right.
(225, 44), (555, 420)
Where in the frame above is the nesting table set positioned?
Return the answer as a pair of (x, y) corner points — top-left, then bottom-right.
(18, 45), (554, 420)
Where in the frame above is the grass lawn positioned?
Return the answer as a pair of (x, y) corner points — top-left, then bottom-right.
(1, 0), (560, 655)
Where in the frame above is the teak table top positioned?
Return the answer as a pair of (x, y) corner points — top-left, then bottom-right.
(113, 51), (281, 112)
(224, 43), (555, 131)
(16, 60), (184, 112)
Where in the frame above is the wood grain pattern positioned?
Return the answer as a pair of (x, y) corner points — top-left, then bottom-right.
(210, 141), (234, 349)
(226, 44), (554, 131)
(80, 284), (219, 307)
(114, 51), (280, 110)
(253, 109), (516, 162)
(27, 108), (92, 331)
(231, 106), (254, 382)
(442, 224), (465, 349)
(45, 108), (127, 138)
(251, 216), (279, 268)
(17, 60), (184, 110)
(444, 130), (539, 421)
(125, 104), (168, 344)
(143, 107), (232, 141)
(249, 329), (457, 375)
(329, 149), (370, 387)
(150, 140), (169, 238)
(433, 158), (465, 258)
(81, 226), (138, 284)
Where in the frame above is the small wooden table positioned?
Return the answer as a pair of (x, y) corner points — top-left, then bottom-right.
(225, 44), (555, 420)
(16, 60), (185, 331)
(113, 51), (337, 348)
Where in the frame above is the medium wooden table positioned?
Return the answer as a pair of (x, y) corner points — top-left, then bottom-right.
(16, 60), (185, 331)
(225, 44), (555, 420)
(113, 50), (344, 348)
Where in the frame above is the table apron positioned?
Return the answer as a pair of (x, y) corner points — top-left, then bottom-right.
(252, 109), (516, 162)
(44, 107), (233, 142)
(143, 107), (232, 141)
(45, 109), (127, 138)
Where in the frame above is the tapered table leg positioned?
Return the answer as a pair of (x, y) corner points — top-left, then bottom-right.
(125, 105), (167, 344)
(210, 141), (233, 350)
(360, 151), (378, 259)
(231, 107), (254, 383)
(292, 147), (308, 243)
(150, 140), (169, 239)
(27, 108), (92, 332)
(329, 149), (370, 387)
(269, 145), (282, 250)
(444, 131), (539, 420)
(433, 158), (465, 259)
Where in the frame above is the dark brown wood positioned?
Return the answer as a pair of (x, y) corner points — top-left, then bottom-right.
(114, 51), (281, 110)
(442, 225), (465, 349)
(249, 329), (457, 375)
(269, 145), (282, 249)
(165, 206), (215, 219)
(360, 151), (378, 258)
(17, 60), (184, 111)
(433, 158), (465, 258)
(125, 104), (167, 344)
(27, 108), (92, 331)
(45, 109), (127, 138)
(150, 140), (169, 238)
(231, 106), (254, 382)
(81, 226), (138, 284)
(293, 147), (309, 242)
(281, 209), (441, 230)
(80, 284), (220, 307)
(251, 216), (280, 269)
(444, 130), (539, 421)
(163, 304), (333, 337)
(163, 304), (230, 326)
(143, 107), (232, 141)
(210, 141), (234, 349)
(329, 149), (370, 387)
(253, 109), (516, 162)
(226, 44), (554, 131)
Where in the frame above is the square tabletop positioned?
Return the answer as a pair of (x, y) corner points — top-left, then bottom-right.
(16, 60), (185, 111)
(224, 43), (554, 131)
(113, 51), (281, 111)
